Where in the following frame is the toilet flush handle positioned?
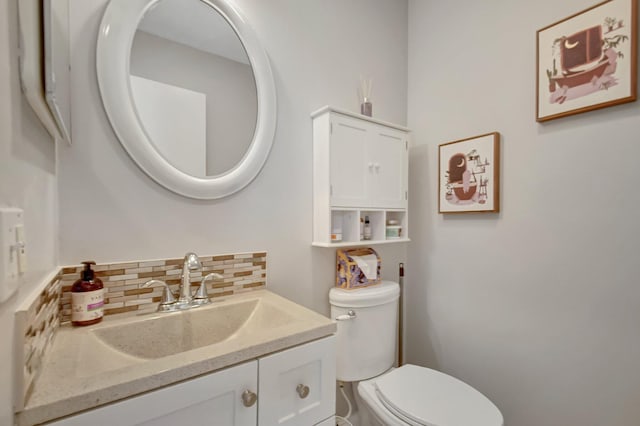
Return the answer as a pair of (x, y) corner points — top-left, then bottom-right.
(335, 310), (356, 321)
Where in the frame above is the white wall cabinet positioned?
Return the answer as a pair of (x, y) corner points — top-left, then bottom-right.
(312, 106), (409, 247)
(329, 113), (407, 209)
(46, 336), (335, 426)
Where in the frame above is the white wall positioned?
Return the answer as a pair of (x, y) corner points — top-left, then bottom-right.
(59, 0), (408, 316)
(407, 1), (640, 425)
(0, 0), (59, 423)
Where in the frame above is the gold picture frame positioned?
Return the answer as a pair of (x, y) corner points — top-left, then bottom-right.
(536, 0), (637, 121)
(439, 132), (500, 214)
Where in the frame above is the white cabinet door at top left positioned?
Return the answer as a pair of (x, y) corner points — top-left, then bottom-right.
(45, 361), (258, 426)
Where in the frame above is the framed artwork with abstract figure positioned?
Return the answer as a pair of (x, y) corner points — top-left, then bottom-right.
(439, 132), (500, 214)
(537, 0), (637, 121)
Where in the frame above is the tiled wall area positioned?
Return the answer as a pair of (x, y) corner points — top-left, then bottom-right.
(59, 252), (267, 322)
(14, 272), (62, 410)
(14, 252), (267, 409)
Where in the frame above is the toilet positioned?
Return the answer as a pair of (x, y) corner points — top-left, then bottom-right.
(330, 281), (504, 426)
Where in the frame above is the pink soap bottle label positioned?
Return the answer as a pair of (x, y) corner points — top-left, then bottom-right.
(71, 289), (104, 323)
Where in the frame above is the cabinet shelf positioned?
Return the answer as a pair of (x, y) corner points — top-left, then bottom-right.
(312, 106), (410, 247)
(312, 238), (410, 248)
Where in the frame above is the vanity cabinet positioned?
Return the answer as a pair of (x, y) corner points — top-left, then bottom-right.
(45, 336), (335, 426)
(46, 361), (258, 425)
(312, 106), (410, 247)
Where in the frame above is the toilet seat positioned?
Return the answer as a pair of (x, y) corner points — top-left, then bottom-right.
(358, 364), (503, 426)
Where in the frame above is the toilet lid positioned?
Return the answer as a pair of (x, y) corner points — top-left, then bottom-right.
(374, 365), (503, 426)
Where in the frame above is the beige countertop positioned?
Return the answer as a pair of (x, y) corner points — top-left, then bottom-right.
(17, 290), (336, 426)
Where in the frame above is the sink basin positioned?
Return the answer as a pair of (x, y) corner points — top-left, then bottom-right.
(92, 297), (295, 359)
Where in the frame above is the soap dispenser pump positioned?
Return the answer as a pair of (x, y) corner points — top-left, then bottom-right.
(71, 261), (104, 326)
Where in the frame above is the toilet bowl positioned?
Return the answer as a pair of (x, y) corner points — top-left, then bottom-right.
(330, 281), (503, 426)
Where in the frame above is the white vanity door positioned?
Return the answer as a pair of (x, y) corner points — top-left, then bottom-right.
(46, 361), (258, 426)
(258, 336), (336, 426)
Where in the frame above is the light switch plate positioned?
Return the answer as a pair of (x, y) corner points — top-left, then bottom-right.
(0, 207), (25, 303)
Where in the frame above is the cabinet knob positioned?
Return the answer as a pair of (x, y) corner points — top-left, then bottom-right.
(296, 384), (310, 399)
(368, 162), (374, 170)
(374, 162), (380, 171)
(242, 390), (257, 407)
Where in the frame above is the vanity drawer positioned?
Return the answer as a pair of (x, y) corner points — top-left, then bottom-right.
(258, 335), (336, 426)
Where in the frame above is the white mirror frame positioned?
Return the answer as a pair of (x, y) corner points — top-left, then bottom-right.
(96, 0), (276, 200)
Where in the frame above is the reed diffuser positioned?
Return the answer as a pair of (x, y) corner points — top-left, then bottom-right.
(359, 76), (373, 117)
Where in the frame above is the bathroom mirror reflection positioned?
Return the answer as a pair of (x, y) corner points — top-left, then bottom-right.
(130, 0), (258, 178)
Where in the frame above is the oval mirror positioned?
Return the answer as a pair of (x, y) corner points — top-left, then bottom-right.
(97, 0), (276, 199)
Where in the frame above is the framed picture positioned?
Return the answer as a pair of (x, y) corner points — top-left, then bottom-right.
(537, 0), (637, 122)
(439, 132), (500, 214)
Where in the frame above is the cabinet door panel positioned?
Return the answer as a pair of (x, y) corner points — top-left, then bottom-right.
(258, 336), (336, 426)
(368, 129), (407, 208)
(46, 361), (257, 426)
(330, 118), (369, 207)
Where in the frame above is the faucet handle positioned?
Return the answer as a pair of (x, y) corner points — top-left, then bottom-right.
(192, 273), (224, 306)
(143, 279), (177, 312)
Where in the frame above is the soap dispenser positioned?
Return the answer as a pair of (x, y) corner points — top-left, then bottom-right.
(71, 261), (104, 326)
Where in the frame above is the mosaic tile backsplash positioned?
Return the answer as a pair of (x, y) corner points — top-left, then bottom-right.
(59, 252), (267, 322)
(15, 252), (267, 410)
(15, 272), (62, 411)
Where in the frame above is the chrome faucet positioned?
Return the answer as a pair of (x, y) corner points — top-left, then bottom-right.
(177, 252), (202, 308)
(143, 252), (224, 312)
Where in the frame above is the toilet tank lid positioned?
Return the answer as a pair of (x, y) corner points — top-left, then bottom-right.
(329, 281), (399, 308)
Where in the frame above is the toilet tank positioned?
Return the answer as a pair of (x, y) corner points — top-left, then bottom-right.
(329, 281), (400, 382)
